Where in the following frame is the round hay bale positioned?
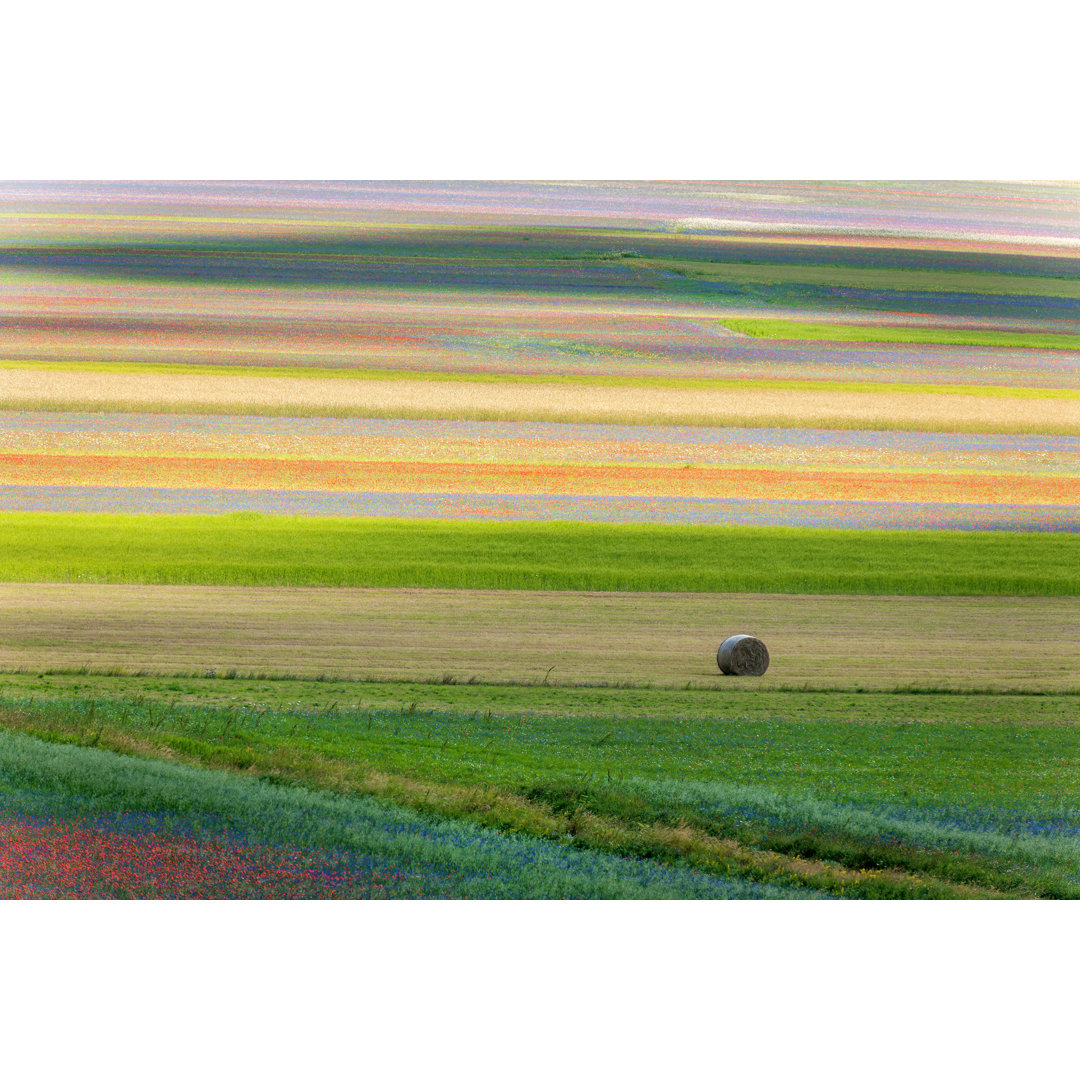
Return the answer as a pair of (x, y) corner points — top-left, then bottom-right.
(716, 634), (769, 676)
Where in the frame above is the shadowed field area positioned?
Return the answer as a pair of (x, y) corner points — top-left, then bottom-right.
(2, 583), (1077, 691)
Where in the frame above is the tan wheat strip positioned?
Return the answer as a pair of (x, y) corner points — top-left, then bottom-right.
(3, 369), (1080, 433)
(0, 584), (1077, 692)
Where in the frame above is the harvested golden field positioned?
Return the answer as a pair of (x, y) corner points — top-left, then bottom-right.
(1, 583), (1076, 691)
(3, 368), (1079, 433)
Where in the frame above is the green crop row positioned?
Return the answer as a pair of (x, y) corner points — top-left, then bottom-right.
(2, 513), (1078, 596)
(717, 317), (1080, 351)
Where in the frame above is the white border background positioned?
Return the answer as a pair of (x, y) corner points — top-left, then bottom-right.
(3, 2), (1078, 1076)
(5, 0), (1080, 178)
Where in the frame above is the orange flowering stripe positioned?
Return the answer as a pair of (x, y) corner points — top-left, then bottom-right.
(4, 452), (1080, 506)
(8, 427), (1080, 474)
(3, 416), (1080, 526)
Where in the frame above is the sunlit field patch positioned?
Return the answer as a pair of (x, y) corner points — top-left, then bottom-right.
(1, 583), (1078, 690)
(719, 317), (1080, 351)
(0, 515), (1077, 594)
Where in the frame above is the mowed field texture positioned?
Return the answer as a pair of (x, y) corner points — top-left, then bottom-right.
(1, 583), (1077, 691)
(1, 181), (1079, 899)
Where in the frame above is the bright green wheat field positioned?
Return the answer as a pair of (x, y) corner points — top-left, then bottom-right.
(3, 514), (1079, 595)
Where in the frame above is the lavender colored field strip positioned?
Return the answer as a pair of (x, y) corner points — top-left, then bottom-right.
(10, 409), (1080, 446)
(5, 413), (1078, 476)
(5, 181), (1079, 248)
(5, 485), (1077, 530)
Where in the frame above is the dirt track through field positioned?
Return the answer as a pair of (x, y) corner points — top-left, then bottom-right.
(2, 584), (1076, 691)
(3, 369), (1079, 433)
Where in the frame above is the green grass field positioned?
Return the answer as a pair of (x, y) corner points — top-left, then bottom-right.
(718, 318), (1080, 351)
(3, 676), (1078, 899)
(2, 726), (807, 899)
(2, 514), (1077, 596)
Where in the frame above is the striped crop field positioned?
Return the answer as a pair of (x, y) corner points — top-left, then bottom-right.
(2, 412), (1079, 529)
(1, 183), (1078, 531)
(1, 181), (1078, 899)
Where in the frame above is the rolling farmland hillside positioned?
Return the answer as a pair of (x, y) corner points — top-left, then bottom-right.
(1, 181), (1078, 899)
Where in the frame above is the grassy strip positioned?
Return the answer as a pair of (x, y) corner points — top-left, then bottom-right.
(4, 359), (1078, 400)
(0, 668), (1069, 712)
(1, 514), (1078, 596)
(5, 689), (1079, 898)
(0, 727), (802, 899)
(718, 318), (1080, 351)
(4, 671), (1078, 725)
(527, 778), (1079, 899)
